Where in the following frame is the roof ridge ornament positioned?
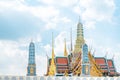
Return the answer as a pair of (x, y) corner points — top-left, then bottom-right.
(105, 52), (108, 59)
(112, 54), (115, 60)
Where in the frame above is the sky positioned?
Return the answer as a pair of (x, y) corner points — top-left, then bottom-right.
(0, 0), (120, 76)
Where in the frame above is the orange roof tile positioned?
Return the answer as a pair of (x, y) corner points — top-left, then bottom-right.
(107, 60), (113, 67)
(95, 58), (106, 65)
(56, 57), (68, 65)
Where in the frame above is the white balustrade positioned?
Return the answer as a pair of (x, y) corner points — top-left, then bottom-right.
(0, 76), (120, 80)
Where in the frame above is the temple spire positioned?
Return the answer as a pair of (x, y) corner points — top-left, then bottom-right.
(77, 17), (84, 38)
(74, 17), (85, 53)
(48, 32), (56, 76)
(70, 28), (73, 52)
(27, 41), (36, 76)
(52, 32), (55, 59)
(64, 38), (68, 57)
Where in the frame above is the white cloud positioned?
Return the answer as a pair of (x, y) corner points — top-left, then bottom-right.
(84, 21), (96, 30)
(0, 0), (73, 31)
(73, 0), (115, 29)
(45, 22), (57, 30)
(0, 0), (26, 12)
(0, 0), (73, 30)
(0, 40), (27, 75)
(45, 16), (71, 30)
(30, 6), (59, 22)
(38, 0), (78, 7)
(0, 0), (60, 26)
(44, 44), (51, 54)
(61, 17), (71, 23)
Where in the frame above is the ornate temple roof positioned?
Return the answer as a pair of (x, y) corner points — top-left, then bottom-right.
(95, 57), (106, 65)
(94, 57), (109, 73)
(107, 59), (116, 75)
(94, 57), (117, 76)
(107, 59), (114, 68)
(46, 19), (119, 77)
(55, 57), (69, 74)
(56, 57), (68, 65)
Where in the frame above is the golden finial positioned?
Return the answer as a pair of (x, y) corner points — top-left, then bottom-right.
(64, 38), (68, 57)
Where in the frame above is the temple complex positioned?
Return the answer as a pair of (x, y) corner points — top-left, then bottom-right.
(45, 18), (119, 77)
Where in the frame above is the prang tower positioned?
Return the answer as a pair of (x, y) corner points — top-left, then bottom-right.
(27, 41), (36, 76)
(71, 18), (85, 65)
(74, 19), (85, 54)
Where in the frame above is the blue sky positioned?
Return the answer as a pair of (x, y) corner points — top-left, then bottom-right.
(0, 0), (120, 76)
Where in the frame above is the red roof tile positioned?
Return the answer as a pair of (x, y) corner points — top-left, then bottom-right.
(95, 58), (106, 65)
(94, 58), (109, 73)
(56, 57), (68, 65)
(107, 60), (113, 67)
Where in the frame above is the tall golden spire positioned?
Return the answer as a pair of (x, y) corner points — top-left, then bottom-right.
(48, 32), (56, 76)
(64, 38), (68, 57)
(74, 17), (85, 53)
(52, 32), (55, 61)
(70, 28), (73, 52)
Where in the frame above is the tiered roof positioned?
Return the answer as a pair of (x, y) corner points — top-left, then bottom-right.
(95, 57), (117, 76)
(95, 57), (109, 73)
(107, 59), (116, 76)
(56, 57), (69, 74)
